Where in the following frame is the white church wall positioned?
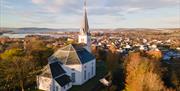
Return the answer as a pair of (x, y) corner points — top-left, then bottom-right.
(78, 35), (88, 44)
(93, 59), (96, 77)
(62, 64), (83, 85)
(78, 35), (91, 45)
(61, 59), (96, 86)
(82, 59), (96, 83)
(50, 78), (72, 91)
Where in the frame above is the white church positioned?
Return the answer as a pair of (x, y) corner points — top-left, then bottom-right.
(36, 0), (96, 91)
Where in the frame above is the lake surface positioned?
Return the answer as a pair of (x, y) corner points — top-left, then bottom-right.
(2, 34), (30, 38)
(10, 29), (78, 33)
(1, 33), (68, 38)
(0, 29), (77, 38)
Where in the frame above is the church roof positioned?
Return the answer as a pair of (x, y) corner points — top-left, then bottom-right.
(55, 75), (71, 87)
(40, 61), (71, 87)
(49, 44), (95, 65)
(49, 61), (66, 78)
(40, 61), (66, 78)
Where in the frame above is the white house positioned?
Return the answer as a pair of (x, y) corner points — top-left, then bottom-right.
(37, 0), (96, 90)
(139, 45), (145, 50)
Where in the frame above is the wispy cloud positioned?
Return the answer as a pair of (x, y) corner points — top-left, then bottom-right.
(32, 0), (46, 4)
(31, 0), (73, 13)
(29, 0), (180, 15)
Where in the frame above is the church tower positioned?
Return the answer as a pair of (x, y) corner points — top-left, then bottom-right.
(78, 0), (91, 52)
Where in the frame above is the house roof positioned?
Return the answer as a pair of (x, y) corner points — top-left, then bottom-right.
(39, 61), (71, 87)
(49, 44), (95, 65)
(76, 48), (95, 64)
(49, 62), (66, 78)
(40, 61), (66, 78)
(55, 75), (71, 87)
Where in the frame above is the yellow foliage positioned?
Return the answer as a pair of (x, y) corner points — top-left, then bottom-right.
(125, 52), (174, 91)
(0, 48), (23, 60)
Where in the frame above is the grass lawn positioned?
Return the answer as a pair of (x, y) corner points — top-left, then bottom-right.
(69, 61), (107, 91)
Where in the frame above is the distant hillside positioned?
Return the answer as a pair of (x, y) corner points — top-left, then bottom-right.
(0, 28), (14, 34)
(113, 28), (180, 32)
(0, 27), (179, 34)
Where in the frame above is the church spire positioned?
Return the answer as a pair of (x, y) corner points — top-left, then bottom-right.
(80, 0), (89, 35)
(78, 0), (91, 52)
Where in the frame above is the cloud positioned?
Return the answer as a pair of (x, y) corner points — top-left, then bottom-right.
(31, 0), (73, 13)
(130, 16), (180, 28)
(125, 7), (142, 13)
(30, 0), (179, 15)
(32, 0), (46, 4)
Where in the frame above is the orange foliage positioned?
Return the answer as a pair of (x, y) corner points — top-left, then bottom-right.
(124, 52), (174, 91)
(146, 50), (162, 61)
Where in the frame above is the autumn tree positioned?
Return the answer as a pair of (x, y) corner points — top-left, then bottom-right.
(25, 39), (53, 68)
(105, 46), (119, 72)
(146, 50), (162, 61)
(6, 42), (23, 50)
(164, 57), (180, 90)
(124, 52), (173, 91)
(96, 47), (107, 61)
(0, 48), (35, 91)
(104, 45), (125, 91)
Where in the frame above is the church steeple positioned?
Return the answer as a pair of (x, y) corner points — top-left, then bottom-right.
(80, 0), (89, 35)
(78, 0), (91, 52)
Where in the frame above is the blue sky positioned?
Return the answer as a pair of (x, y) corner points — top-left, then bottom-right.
(0, 0), (179, 28)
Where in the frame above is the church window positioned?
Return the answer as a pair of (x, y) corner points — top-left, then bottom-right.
(84, 70), (86, 80)
(71, 73), (75, 83)
(92, 66), (93, 75)
(56, 86), (58, 91)
(88, 72), (90, 79)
